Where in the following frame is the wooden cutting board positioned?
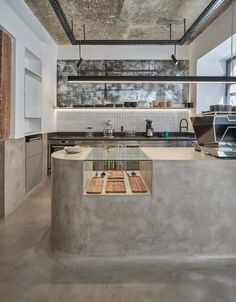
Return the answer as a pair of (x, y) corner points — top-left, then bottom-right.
(105, 180), (126, 193)
(107, 170), (124, 179)
(128, 176), (147, 193)
(86, 177), (104, 194)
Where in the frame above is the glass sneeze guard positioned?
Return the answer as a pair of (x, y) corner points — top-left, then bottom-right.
(85, 147), (150, 162)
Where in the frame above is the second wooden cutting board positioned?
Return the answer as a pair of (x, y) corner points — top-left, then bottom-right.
(105, 180), (126, 193)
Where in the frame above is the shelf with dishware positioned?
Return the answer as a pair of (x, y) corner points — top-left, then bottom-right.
(55, 103), (192, 109)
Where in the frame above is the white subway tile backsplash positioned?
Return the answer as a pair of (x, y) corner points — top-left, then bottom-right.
(56, 109), (191, 133)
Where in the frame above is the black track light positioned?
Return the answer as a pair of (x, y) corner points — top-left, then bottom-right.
(171, 54), (178, 65)
(77, 43), (83, 70)
(171, 44), (179, 65)
(77, 57), (83, 69)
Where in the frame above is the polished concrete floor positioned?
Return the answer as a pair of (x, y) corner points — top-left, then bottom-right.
(1, 180), (236, 301)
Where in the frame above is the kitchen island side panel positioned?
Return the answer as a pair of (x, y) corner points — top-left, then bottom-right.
(50, 156), (236, 257)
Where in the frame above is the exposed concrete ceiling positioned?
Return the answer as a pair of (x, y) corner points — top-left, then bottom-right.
(25, 0), (232, 45)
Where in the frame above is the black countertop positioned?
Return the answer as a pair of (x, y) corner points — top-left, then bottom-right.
(48, 132), (196, 141)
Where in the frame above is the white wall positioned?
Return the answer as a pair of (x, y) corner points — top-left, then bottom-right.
(56, 109), (191, 133)
(0, 0), (57, 138)
(57, 44), (189, 132)
(189, 2), (236, 106)
(196, 59), (226, 113)
(57, 44), (189, 60)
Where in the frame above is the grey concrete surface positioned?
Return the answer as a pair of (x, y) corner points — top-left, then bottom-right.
(25, 0), (231, 44)
(1, 179), (236, 301)
(4, 138), (25, 217)
(0, 137), (49, 218)
(51, 153), (236, 257)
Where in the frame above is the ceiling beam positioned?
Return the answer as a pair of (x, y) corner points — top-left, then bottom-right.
(48, 0), (76, 44)
(74, 39), (180, 45)
(179, 0), (225, 45)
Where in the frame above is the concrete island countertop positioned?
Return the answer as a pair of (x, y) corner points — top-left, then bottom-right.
(52, 147), (216, 161)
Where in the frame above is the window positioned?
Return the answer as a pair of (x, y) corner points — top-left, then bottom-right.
(226, 57), (236, 106)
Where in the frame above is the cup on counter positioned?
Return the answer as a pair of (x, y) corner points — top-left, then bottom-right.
(124, 102), (130, 108)
(209, 105), (215, 112)
(162, 131), (169, 138)
(130, 102), (137, 108)
(86, 127), (94, 137)
(223, 105), (232, 111)
(153, 101), (159, 108)
(138, 101), (148, 108)
(213, 104), (223, 112)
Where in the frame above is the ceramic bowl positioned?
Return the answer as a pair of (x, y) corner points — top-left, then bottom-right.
(64, 146), (82, 154)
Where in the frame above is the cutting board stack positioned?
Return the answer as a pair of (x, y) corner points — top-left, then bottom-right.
(0, 31), (11, 140)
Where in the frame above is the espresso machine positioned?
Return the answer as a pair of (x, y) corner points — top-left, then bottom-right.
(146, 119), (154, 137)
(191, 112), (236, 158)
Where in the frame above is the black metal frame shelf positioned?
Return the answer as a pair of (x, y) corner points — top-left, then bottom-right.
(48, 0), (228, 45)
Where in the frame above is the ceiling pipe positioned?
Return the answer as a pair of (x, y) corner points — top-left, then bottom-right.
(48, 0), (228, 45)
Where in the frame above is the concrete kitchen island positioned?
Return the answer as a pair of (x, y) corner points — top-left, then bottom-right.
(51, 147), (236, 258)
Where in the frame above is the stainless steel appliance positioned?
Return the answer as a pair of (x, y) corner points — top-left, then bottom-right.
(103, 120), (114, 138)
(25, 134), (43, 192)
(146, 119), (154, 137)
(191, 112), (236, 158)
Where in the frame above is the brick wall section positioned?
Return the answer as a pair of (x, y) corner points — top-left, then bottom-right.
(0, 31), (11, 140)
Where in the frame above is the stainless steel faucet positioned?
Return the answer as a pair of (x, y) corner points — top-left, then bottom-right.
(179, 118), (189, 133)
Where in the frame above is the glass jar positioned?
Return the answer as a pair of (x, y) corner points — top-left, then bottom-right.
(86, 127), (94, 137)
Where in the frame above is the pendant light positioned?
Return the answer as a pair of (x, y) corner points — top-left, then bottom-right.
(77, 24), (86, 70)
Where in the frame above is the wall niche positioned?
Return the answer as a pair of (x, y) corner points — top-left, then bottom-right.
(57, 60), (189, 108)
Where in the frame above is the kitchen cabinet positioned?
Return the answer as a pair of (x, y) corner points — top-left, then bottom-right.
(25, 136), (42, 192)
